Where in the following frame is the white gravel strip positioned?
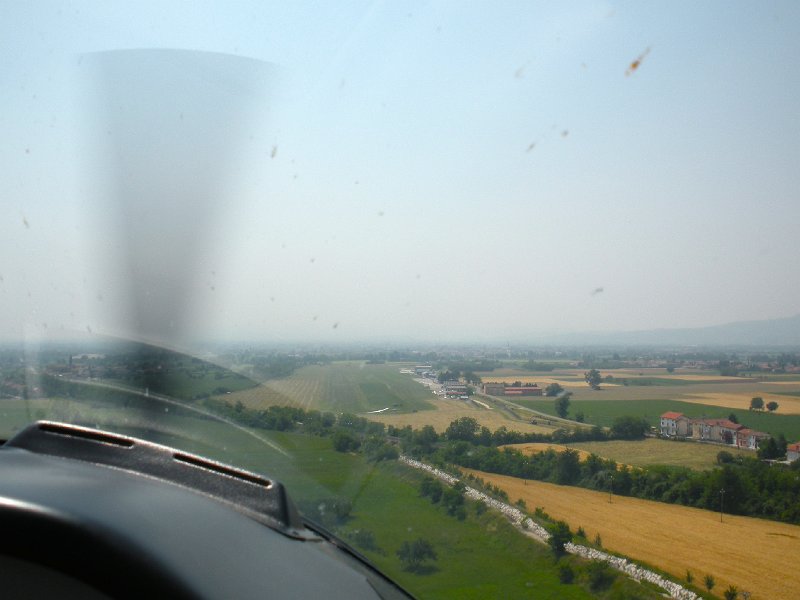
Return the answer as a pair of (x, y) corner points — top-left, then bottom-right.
(400, 456), (698, 600)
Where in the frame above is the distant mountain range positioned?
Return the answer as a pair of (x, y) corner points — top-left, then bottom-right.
(541, 314), (800, 348)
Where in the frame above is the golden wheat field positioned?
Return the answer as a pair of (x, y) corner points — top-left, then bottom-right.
(366, 398), (555, 434)
(681, 392), (800, 415)
(463, 469), (800, 600)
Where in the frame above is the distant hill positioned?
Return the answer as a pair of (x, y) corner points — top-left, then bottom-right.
(542, 314), (800, 348)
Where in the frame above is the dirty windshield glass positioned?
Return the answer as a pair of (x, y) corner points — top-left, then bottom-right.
(2, 2), (799, 598)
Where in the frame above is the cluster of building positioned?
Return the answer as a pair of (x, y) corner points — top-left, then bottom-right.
(659, 411), (770, 450)
(482, 382), (543, 397)
(441, 383), (469, 399)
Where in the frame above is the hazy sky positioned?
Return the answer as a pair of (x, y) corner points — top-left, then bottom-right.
(2, 1), (799, 346)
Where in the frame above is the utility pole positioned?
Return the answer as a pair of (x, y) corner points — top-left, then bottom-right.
(608, 474), (614, 503)
(719, 488), (725, 523)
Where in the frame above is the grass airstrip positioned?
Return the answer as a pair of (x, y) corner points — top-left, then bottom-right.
(225, 363), (557, 434)
(464, 468), (800, 600)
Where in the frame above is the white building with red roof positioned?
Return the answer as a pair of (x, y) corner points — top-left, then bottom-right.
(787, 442), (800, 462)
(659, 411), (691, 437)
(735, 428), (770, 451)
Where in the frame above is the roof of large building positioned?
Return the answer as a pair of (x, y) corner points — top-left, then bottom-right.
(694, 418), (742, 430)
(660, 411), (684, 420)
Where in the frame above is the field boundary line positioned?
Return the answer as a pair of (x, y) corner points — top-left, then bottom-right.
(399, 456), (698, 600)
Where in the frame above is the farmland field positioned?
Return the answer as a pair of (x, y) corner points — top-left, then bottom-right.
(464, 469), (800, 600)
(499, 439), (748, 470)
(224, 362), (436, 414)
(569, 438), (751, 470)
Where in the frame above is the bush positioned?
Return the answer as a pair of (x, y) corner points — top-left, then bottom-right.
(349, 529), (381, 553)
(396, 538), (437, 572)
(717, 450), (734, 464)
(547, 521), (572, 557)
(587, 561), (613, 591)
(723, 584), (739, 600)
(332, 430), (360, 452)
(558, 563), (575, 584)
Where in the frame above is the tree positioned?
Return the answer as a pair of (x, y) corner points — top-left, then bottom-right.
(750, 397), (764, 411)
(332, 430), (360, 452)
(545, 383), (564, 397)
(728, 413), (739, 424)
(547, 521), (572, 557)
(758, 435), (787, 460)
(442, 483), (466, 519)
(463, 371), (482, 385)
(555, 394), (570, 418)
(766, 401), (779, 412)
(396, 538), (437, 571)
(411, 425), (439, 454)
(610, 415), (649, 439)
(555, 449), (581, 484)
(445, 417), (479, 442)
(704, 574), (716, 592)
(723, 585), (739, 600)
(558, 563), (575, 584)
(584, 369), (602, 389)
(587, 561), (614, 591)
(758, 436), (780, 459)
(574, 412), (585, 423)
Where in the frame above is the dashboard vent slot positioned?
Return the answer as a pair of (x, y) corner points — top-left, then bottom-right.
(173, 452), (272, 488)
(37, 422), (135, 448)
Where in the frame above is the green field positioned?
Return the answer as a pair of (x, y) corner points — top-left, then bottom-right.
(147, 426), (656, 599)
(569, 438), (751, 470)
(0, 392), (665, 599)
(226, 362), (436, 414)
(517, 397), (800, 440)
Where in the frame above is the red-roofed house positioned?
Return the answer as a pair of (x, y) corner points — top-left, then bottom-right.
(788, 442), (800, 463)
(660, 412), (691, 437)
(691, 418), (743, 444)
(735, 428), (770, 451)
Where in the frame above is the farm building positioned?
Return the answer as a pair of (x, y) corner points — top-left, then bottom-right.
(482, 382), (506, 396)
(503, 385), (542, 396)
(659, 412), (769, 449)
(482, 382), (542, 396)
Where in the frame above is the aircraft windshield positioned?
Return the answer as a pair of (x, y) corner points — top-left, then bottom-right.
(2, 3), (799, 598)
